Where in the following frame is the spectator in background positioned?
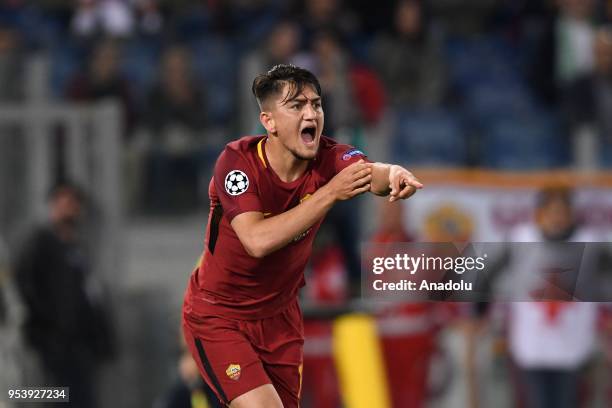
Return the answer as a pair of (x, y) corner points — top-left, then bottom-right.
(0, 24), (24, 101)
(14, 182), (115, 408)
(143, 45), (206, 138)
(516, 0), (558, 105)
(72, 0), (134, 38)
(506, 187), (599, 408)
(521, 0), (596, 106)
(135, 0), (164, 36)
(0, 24), (25, 220)
(564, 27), (612, 141)
(371, 0), (447, 110)
(239, 20), (301, 134)
(66, 39), (136, 137)
(141, 45), (208, 213)
(293, 0), (360, 47)
(599, 0), (612, 24)
(555, 0), (597, 86)
(308, 30), (357, 136)
(428, 0), (498, 36)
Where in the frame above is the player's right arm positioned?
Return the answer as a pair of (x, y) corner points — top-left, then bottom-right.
(230, 160), (372, 258)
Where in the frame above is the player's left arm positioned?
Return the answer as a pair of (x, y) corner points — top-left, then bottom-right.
(369, 162), (423, 202)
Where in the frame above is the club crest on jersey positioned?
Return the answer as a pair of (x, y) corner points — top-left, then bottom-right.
(226, 364), (241, 381)
(225, 170), (249, 196)
(342, 149), (364, 161)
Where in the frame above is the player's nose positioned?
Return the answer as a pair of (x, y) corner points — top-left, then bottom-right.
(303, 102), (317, 119)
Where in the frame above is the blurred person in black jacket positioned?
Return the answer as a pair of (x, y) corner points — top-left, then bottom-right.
(0, 24), (24, 102)
(143, 45), (206, 139)
(370, 0), (447, 110)
(14, 182), (115, 408)
(141, 44), (208, 213)
(66, 39), (136, 138)
(564, 26), (612, 140)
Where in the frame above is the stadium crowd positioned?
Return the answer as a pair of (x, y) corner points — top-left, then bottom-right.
(1, 0), (612, 212)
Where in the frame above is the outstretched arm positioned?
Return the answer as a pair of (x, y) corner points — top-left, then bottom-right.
(370, 163), (423, 202)
(231, 161), (372, 258)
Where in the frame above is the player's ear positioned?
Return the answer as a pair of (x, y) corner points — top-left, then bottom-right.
(260, 111), (276, 134)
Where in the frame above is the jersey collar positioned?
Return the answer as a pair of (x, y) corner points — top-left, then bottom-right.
(257, 137), (267, 168)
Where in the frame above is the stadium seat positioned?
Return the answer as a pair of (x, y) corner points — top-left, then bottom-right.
(445, 36), (522, 92)
(480, 114), (570, 169)
(464, 82), (535, 124)
(391, 110), (468, 167)
(233, 10), (280, 52)
(174, 7), (212, 41)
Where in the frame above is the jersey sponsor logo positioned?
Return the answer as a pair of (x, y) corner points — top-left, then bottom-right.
(226, 364), (241, 381)
(342, 149), (365, 161)
(225, 170), (249, 196)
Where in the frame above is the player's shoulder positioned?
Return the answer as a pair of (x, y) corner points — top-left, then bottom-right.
(217, 135), (265, 164)
(317, 135), (366, 160)
(224, 135), (266, 155)
(318, 135), (359, 154)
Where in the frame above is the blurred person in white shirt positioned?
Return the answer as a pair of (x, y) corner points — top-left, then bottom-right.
(506, 186), (602, 408)
(72, 0), (134, 38)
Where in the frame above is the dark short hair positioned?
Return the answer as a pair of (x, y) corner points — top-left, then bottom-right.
(536, 186), (573, 209)
(47, 181), (84, 203)
(251, 64), (321, 109)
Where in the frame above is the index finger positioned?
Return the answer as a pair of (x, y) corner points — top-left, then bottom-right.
(405, 175), (424, 189)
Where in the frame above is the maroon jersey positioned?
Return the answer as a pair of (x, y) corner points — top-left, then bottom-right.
(184, 135), (366, 320)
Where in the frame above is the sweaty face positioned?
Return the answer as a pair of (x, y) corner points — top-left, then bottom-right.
(269, 83), (324, 160)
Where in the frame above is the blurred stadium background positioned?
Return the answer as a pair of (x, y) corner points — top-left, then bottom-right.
(0, 0), (612, 407)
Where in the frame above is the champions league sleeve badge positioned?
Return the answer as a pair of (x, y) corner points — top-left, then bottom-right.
(225, 170), (249, 196)
(342, 149), (365, 161)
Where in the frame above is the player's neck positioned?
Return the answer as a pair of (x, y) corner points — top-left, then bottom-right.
(265, 138), (308, 183)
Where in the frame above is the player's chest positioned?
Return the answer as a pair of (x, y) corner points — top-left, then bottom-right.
(256, 173), (324, 217)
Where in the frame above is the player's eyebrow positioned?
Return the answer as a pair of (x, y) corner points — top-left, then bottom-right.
(286, 96), (321, 104)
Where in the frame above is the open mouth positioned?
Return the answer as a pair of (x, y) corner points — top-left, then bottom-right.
(300, 126), (316, 145)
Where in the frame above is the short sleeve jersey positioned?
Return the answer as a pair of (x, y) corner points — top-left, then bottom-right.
(184, 135), (367, 320)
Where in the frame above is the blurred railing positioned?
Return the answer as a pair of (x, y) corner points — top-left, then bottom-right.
(0, 56), (125, 407)
(0, 55), (124, 283)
